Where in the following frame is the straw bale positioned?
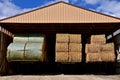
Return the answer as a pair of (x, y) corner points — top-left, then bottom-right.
(69, 52), (82, 62)
(101, 43), (114, 51)
(69, 43), (82, 52)
(86, 53), (101, 63)
(91, 35), (106, 44)
(56, 34), (69, 43)
(86, 44), (100, 53)
(69, 34), (81, 43)
(101, 51), (115, 62)
(56, 43), (68, 52)
(55, 52), (68, 62)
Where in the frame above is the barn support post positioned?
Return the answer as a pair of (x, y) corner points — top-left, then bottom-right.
(0, 27), (9, 75)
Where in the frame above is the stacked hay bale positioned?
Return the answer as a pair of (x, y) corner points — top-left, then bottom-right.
(101, 43), (115, 62)
(55, 34), (69, 62)
(69, 34), (82, 62)
(86, 34), (115, 63)
(7, 34), (46, 62)
(55, 34), (82, 62)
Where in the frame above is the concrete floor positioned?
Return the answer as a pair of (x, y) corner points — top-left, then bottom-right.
(0, 75), (120, 80)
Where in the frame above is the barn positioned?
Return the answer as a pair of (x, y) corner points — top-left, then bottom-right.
(0, 1), (120, 75)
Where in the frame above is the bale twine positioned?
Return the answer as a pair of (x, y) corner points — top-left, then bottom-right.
(86, 44), (100, 53)
(91, 35), (106, 44)
(86, 53), (101, 63)
(101, 43), (114, 51)
(69, 34), (81, 43)
(56, 34), (69, 43)
(69, 43), (82, 52)
(101, 51), (115, 62)
(68, 52), (82, 62)
(55, 52), (68, 62)
(56, 43), (68, 52)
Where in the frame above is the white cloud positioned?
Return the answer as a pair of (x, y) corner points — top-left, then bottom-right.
(84, 0), (100, 5)
(1, 0), (120, 19)
(96, 0), (120, 18)
(0, 0), (35, 19)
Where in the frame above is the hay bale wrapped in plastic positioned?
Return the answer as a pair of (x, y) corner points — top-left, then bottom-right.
(55, 52), (68, 62)
(56, 34), (69, 43)
(91, 35), (106, 44)
(101, 43), (114, 51)
(69, 34), (81, 43)
(101, 51), (115, 62)
(7, 43), (26, 61)
(86, 44), (100, 53)
(28, 37), (44, 43)
(56, 43), (68, 52)
(13, 37), (29, 43)
(25, 42), (44, 61)
(69, 43), (82, 52)
(86, 53), (101, 63)
(69, 52), (82, 62)
(28, 34), (44, 43)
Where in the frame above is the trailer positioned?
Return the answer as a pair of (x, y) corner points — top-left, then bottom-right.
(0, 1), (120, 75)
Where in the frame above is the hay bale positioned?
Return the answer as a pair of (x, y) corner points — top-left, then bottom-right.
(28, 37), (44, 43)
(25, 43), (44, 61)
(13, 37), (29, 43)
(69, 43), (82, 52)
(69, 34), (81, 43)
(86, 44), (100, 53)
(55, 52), (68, 62)
(7, 43), (26, 61)
(91, 35), (106, 44)
(56, 34), (69, 43)
(86, 53), (101, 63)
(56, 43), (68, 52)
(69, 52), (82, 62)
(101, 51), (115, 62)
(101, 43), (114, 51)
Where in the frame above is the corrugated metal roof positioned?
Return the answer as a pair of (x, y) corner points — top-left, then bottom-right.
(0, 1), (120, 23)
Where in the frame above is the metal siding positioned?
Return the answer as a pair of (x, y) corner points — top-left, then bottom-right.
(1, 2), (120, 23)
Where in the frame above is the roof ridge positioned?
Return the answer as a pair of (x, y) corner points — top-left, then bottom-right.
(0, 1), (120, 22)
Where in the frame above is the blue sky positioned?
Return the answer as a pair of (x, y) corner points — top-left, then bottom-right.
(0, 0), (120, 19)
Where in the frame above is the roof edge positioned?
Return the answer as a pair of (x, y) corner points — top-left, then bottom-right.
(0, 1), (120, 22)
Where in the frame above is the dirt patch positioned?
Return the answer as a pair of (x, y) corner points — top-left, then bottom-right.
(0, 75), (120, 80)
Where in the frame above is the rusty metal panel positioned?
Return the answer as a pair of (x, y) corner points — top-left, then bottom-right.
(0, 2), (120, 23)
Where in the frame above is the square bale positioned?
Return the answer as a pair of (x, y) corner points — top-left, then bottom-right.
(86, 53), (101, 63)
(56, 34), (69, 43)
(55, 52), (68, 62)
(69, 43), (82, 52)
(69, 52), (82, 62)
(69, 34), (81, 43)
(91, 35), (106, 44)
(56, 43), (68, 52)
(101, 51), (115, 62)
(86, 44), (101, 53)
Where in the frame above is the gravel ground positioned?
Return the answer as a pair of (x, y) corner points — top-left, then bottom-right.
(0, 75), (120, 80)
